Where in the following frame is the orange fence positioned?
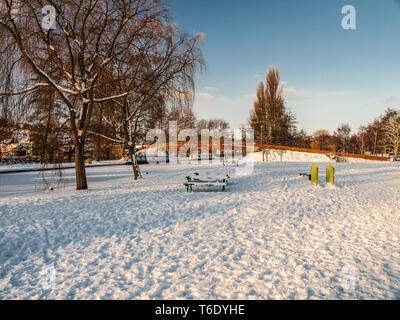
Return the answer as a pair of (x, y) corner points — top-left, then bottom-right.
(335, 152), (390, 162)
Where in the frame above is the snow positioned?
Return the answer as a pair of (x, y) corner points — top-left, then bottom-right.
(243, 150), (335, 163)
(0, 160), (400, 299)
(244, 150), (385, 164)
(345, 157), (385, 163)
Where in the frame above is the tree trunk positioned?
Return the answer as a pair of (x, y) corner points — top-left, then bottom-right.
(48, 147), (54, 164)
(75, 141), (88, 190)
(128, 145), (139, 180)
(39, 144), (45, 164)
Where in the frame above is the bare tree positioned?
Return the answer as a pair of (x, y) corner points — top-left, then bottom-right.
(0, 15), (29, 144)
(381, 112), (400, 158)
(0, 0), (171, 189)
(311, 130), (330, 150)
(27, 87), (67, 163)
(333, 123), (351, 152)
(87, 13), (204, 179)
(196, 118), (230, 131)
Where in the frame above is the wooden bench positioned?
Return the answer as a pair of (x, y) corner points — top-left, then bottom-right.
(184, 173), (230, 192)
(223, 159), (240, 167)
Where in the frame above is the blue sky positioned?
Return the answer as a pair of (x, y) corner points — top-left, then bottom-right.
(169, 0), (400, 134)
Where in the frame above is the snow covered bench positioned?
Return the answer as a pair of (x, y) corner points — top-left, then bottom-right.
(184, 173), (230, 192)
(223, 159), (240, 167)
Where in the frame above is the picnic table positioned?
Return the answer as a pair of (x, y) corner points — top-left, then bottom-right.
(184, 173), (230, 192)
(223, 159), (240, 167)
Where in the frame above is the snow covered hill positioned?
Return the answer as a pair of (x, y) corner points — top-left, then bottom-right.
(248, 150), (383, 163)
(247, 150), (334, 163)
(0, 161), (399, 299)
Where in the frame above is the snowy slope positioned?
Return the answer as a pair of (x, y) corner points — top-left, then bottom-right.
(0, 162), (399, 299)
(248, 150), (384, 163)
(245, 150), (334, 163)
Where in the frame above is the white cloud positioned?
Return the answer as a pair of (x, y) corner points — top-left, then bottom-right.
(196, 32), (206, 44)
(195, 92), (216, 101)
(204, 86), (218, 92)
(314, 90), (352, 98)
(233, 94), (255, 105)
(194, 92), (254, 111)
(281, 82), (352, 101)
(282, 87), (308, 101)
(384, 96), (400, 106)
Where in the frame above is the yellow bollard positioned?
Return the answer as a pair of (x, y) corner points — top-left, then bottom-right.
(326, 165), (335, 185)
(311, 165), (318, 185)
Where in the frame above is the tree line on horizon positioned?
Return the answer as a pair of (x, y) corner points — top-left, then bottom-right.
(249, 67), (400, 158)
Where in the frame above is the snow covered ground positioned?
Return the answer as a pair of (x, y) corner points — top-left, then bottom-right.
(252, 149), (335, 163)
(0, 160), (399, 299)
